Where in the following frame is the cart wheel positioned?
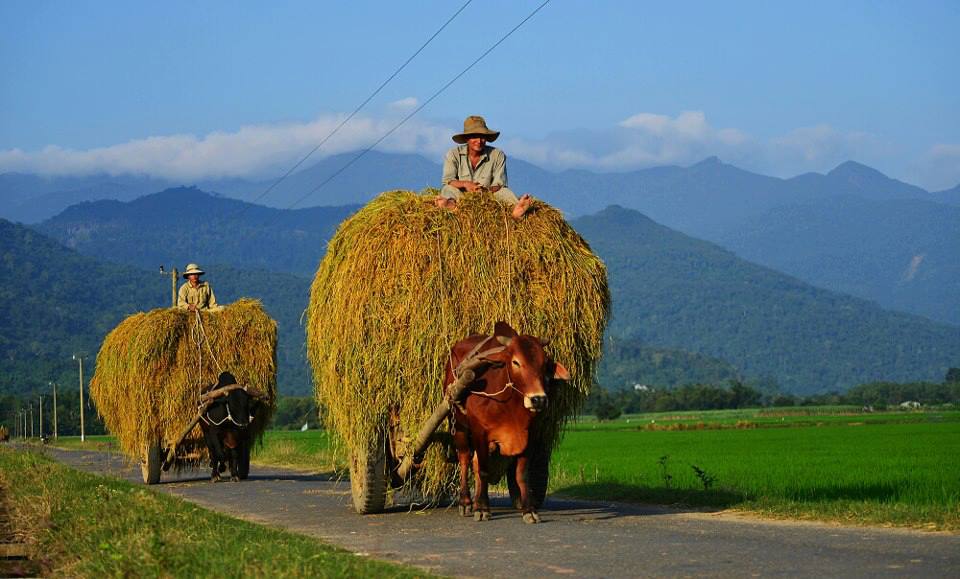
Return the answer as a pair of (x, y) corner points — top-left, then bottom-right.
(509, 441), (551, 510)
(237, 444), (251, 480)
(350, 437), (388, 514)
(141, 442), (162, 485)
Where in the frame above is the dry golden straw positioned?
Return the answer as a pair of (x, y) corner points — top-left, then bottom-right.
(91, 299), (278, 463)
(307, 190), (609, 498)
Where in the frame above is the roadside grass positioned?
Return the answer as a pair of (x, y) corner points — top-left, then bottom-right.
(45, 434), (116, 452)
(0, 447), (432, 578)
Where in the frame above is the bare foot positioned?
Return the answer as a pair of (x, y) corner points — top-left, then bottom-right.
(511, 194), (533, 220)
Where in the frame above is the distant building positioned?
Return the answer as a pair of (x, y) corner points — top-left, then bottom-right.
(632, 383), (652, 392)
(899, 401), (921, 410)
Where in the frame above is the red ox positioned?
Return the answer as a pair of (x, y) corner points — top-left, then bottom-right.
(445, 321), (569, 524)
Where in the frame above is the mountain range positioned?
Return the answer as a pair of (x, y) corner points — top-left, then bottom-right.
(7, 188), (958, 395)
(6, 152), (958, 327)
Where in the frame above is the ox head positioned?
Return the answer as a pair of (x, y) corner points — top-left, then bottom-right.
(491, 321), (570, 414)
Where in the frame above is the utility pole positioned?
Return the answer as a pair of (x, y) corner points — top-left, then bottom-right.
(39, 394), (43, 438)
(29, 403), (34, 438)
(160, 266), (180, 308)
(52, 382), (58, 439)
(74, 354), (85, 442)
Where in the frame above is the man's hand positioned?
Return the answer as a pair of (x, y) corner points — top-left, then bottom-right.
(450, 180), (482, 193)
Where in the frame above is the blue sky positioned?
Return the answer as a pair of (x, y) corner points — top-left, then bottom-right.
(1, 0), (958, 189)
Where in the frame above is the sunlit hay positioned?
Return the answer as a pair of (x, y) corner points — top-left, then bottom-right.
(90, 299), (278, 465)
(307, 190), (609, 499)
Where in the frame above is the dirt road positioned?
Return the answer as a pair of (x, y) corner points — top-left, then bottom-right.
(45, 447), (959, 578)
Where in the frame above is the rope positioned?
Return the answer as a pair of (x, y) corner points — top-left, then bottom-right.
(470, 381), (524, 402)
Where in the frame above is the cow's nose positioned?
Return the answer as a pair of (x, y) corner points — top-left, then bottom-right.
(529, 395), (548, 411)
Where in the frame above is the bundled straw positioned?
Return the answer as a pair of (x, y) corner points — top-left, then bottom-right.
(91, 299), (277, 463)
(307, 190), (609, 498)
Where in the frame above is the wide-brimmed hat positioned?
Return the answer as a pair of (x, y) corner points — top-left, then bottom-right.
(182, 263), (205, 278)
(452, 115), (500, 144)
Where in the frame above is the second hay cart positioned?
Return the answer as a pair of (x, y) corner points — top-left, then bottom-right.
(91, 299), (278, 483)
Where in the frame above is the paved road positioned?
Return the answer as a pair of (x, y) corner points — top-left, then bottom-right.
(44, 447), (959, 578)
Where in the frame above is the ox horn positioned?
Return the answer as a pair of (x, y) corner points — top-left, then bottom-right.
(539, 337), (551, 347)
(496, 335), (513, 347)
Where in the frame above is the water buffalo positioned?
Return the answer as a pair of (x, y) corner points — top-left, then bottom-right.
(445, 321), (569, 523)
(199, 372), (260, 482)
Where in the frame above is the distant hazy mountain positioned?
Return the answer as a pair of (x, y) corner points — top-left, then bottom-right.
(0, 218), (313, 396)
(721, 195), (960, 326)
(40, 187), (359, 278)
(572, 206), (960, 393)
(0, 172), (177, 223)
(933, 183), (960, 206)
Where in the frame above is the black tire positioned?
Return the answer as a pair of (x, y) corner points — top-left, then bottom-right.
(508, 441), (551, 510)
(350, 437), (388, 514)
(237, 445), (251, 480)
(141, 441), (162, 485)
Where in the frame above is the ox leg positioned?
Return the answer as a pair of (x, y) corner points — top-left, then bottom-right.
(471, 431), (491, 521)
(224, 430), (240, 482)
(515, 454), (540, 524)
(209, 438), (226, 483)
(454, 428), (473, 516)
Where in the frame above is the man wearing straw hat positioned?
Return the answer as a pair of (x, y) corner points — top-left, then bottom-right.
(178, 263), (222, 312)
(437, 115), (533, 219)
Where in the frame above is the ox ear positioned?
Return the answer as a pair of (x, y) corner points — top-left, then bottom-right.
(552, 361), (570, 382)
(538, 337), (551, 348)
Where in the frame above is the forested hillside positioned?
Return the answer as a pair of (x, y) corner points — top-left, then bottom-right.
(0, 219), (313, 395)
(573, 207), (960, 393)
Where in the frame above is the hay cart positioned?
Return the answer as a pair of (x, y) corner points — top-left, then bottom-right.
(306, 191), (609, 514)
(90, 299), (278, 484)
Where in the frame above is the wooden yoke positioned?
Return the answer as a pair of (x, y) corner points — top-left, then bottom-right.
(394, 345), (505, 482)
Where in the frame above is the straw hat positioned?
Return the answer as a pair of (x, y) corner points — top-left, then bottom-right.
(452, 115), (500, 144)
(182, 263), (205, 278)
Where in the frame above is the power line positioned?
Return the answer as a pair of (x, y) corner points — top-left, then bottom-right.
(282, 0), (552, 213)
(236, 0), (473, 214)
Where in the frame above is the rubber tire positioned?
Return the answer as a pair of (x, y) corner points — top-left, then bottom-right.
(350, 438), (388, 514)
(237, 445), (251, 480)
(141, 442), (162, 485)
(508, 442), (551, 510)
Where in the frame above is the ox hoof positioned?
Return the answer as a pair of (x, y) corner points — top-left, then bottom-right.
(522, 512), (541, 524)
(230, 475), (240, 482)
(458, 504), (473, 517)
(473, 510), (490, 522)
(211, 474), (221, 483)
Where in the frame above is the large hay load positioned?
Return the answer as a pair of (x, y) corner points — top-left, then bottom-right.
(91, 298), (277, 483)
(307, 190), (608, 512)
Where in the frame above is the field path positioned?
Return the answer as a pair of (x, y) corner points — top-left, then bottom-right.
(46, 447), (959, 578)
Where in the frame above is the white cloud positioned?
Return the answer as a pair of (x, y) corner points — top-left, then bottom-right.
(0, 110), (949, 189)
(388, 97), (419, 111)
(0, 114), (453, 180)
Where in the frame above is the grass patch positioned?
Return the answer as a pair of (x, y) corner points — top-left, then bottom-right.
(551, 419), (960, 530)
(0, 447), (432, 577)
(251, 430), (336, 473)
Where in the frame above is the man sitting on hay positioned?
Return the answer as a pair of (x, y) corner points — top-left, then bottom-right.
(177, 263), (222, 312)
(436, 115), (534, 220)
